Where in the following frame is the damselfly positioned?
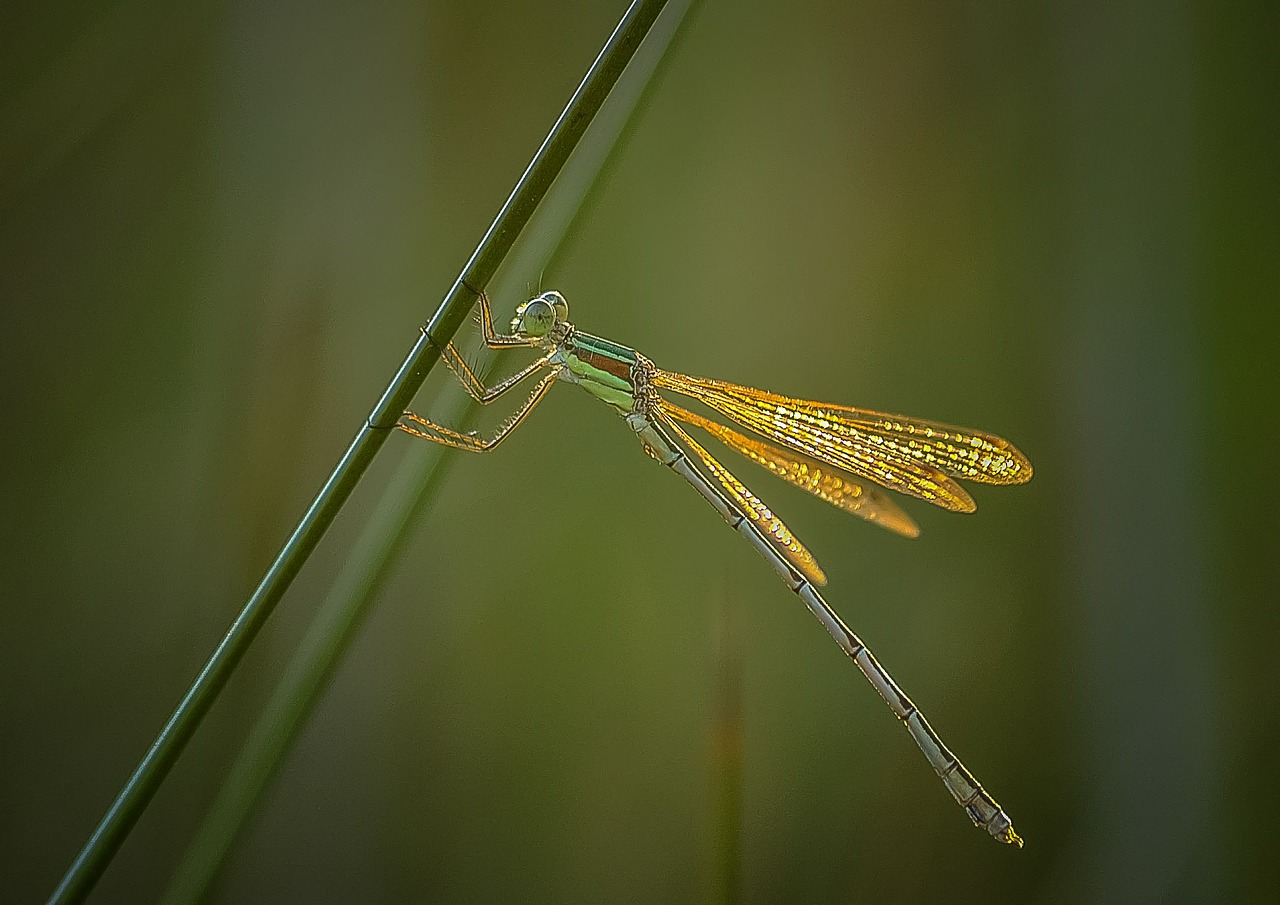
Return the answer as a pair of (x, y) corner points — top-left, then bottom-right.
(399, 291), (1032, 846)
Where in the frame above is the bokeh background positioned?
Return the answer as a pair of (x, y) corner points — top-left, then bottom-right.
(3, 0), (1277, 902)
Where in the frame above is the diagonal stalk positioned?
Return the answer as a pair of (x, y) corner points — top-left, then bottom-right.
(47, 2), (671, 902)
(159, 2), (700, 899)
(711, 589), (744, 905)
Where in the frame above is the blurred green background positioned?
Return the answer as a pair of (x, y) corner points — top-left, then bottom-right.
(3, 0), (1277, 902)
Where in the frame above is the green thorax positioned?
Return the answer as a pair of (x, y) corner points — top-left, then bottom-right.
(563, 331), (639, 411)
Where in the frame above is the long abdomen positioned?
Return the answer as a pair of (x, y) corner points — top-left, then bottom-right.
(633, 414), (1022, 845)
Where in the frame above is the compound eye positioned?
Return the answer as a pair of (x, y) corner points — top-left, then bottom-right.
(541, 291), (569, 322)
(518, 298), (556, 337)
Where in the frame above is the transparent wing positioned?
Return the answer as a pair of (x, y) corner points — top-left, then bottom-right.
(654, 370), (1032, 512)
(657, 411), (828, 587)
(662, 402), (921, 538)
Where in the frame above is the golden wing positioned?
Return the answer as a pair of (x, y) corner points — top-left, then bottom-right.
(658, 411), (828, 587)
(662, 402), (921, 539)
(653, 370), (1032, 512)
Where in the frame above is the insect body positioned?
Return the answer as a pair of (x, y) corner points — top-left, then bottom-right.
(400, 291), (1032, 845)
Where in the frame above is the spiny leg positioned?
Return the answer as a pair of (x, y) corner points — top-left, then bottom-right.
(423, 290), (547, 402)
(476, 289), (535, 348)
(419, 285), (540, 399)
(438, 345), (556, 404)
(398, 368), (560, 453)
(437, 342), (489, 400)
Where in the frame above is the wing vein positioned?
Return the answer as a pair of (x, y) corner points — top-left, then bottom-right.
(657, 409), (828, 586)
(654, 370), (986, 512)
(661, 402), (922, 538)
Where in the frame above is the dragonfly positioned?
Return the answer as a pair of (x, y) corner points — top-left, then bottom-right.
(399, 290), (1032, 846)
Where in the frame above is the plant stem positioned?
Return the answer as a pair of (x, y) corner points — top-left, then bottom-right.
(47, 3), (670, 902)
(158, 5), (699, 897)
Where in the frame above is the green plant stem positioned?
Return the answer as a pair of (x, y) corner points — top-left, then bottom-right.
(47, 3), (669, 902)
(158, 2), (700, 898)
(161, 440), (455, 905)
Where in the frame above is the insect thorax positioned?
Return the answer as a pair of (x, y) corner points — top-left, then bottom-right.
(631, 353), (660, 415)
